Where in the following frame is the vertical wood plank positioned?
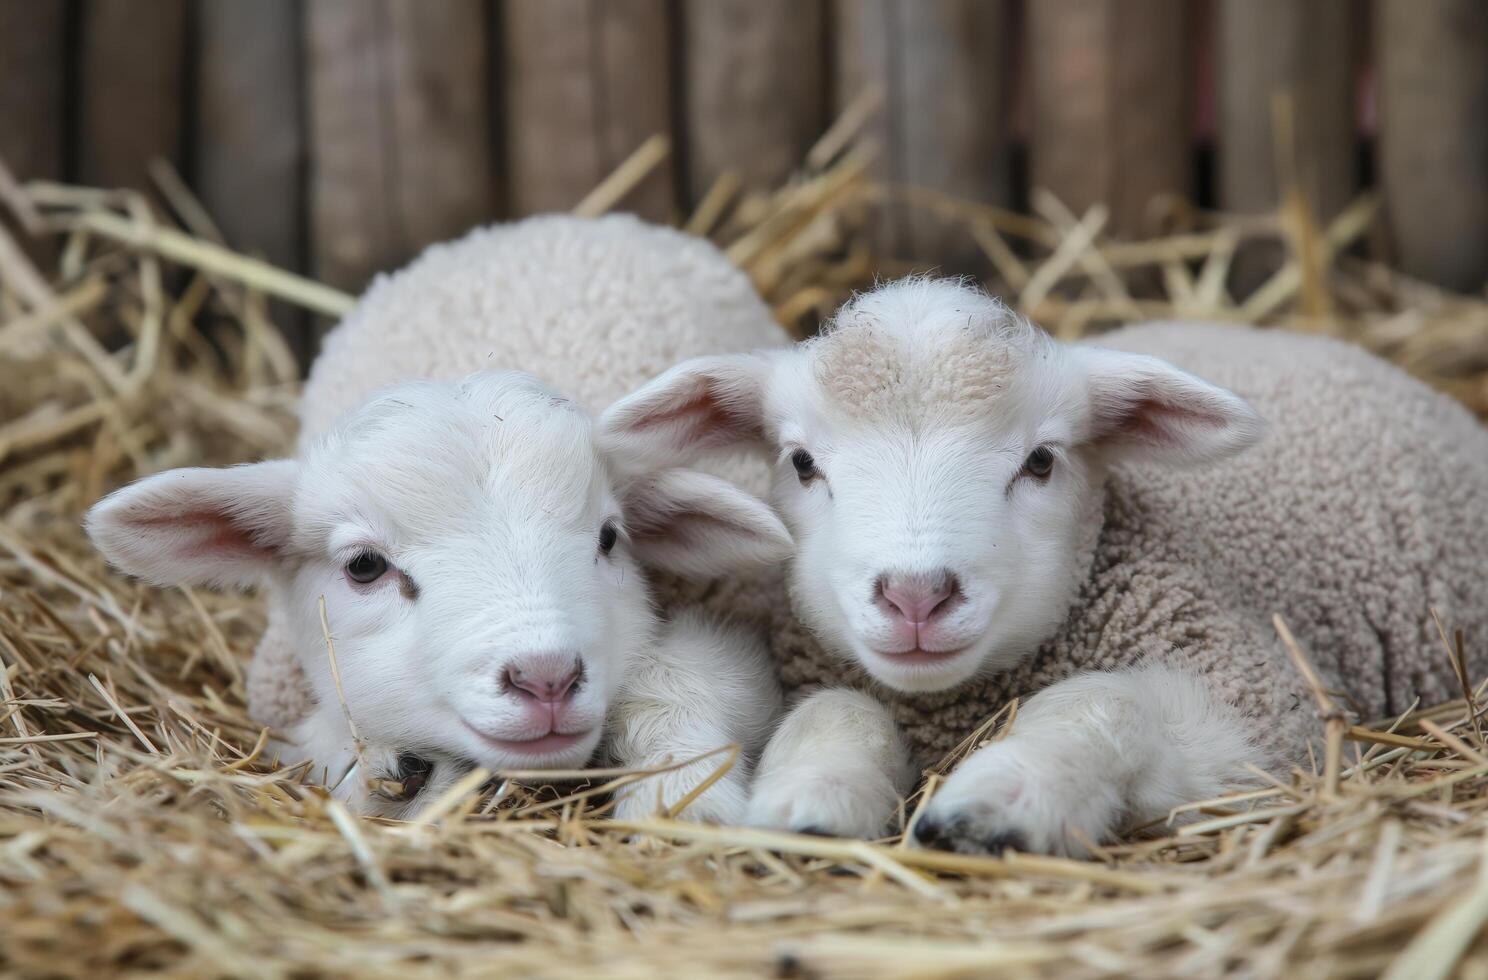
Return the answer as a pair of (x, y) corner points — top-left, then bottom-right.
(196, 0), (304, 273)
(306, 0), (395, 292)
(1217, 0), (1355, 221)
(77, 0), (188, 190)
(384, 0), (495, 249)
(504, 0), (673, 219)
(1217, 0), (1356, 294)
(835, 0), (1012, 266)
(0, 0), (67, 184)
(307, 0), (493, 294)
(504, 1), (598, 216)
(682, 0), (828, 204)
(1377, 0), (1488, 292)
(1029, 0), (1191, 237)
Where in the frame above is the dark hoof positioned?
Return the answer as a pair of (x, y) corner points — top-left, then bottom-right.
(979, 830), (1026, 855)
(376, 753), (432, 801)
(913, 815), (1025, 856)
(913, 815), (951, 849)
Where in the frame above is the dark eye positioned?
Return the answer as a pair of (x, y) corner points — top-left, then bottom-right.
(1023, 446), (1056, 479)
(598, 519), (619, 556)
(345, 551), (388, 583)
(790, 448), (819, 483)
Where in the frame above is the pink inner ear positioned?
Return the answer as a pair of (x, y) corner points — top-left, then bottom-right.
(1097, 394), (1229, 447)
(628, 378), (763, 449)
(628, 503), (749, 547)
(133, 510), (275, 563)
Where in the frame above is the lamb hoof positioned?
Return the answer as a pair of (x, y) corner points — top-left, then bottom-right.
(913, 816), (1025, 856)
(746, 770), (896, 840)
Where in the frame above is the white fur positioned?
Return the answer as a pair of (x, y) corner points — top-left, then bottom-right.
(603, 277), (1270, 849)
(90, 215), (798, 818)
(604, 279), (1264, 694)
(746, 688), (913, 839)
(608, 610), (783, 824)
(914, 665), (1261, 856)
(90, 372), (790, 817)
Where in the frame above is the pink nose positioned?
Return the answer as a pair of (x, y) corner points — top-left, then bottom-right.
(503, 657), (582, 703)
(877, 573), (959, 626)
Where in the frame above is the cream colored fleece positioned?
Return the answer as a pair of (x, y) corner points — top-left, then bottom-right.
(664, 322), (1488, 768)
(245, 214), (790, 733)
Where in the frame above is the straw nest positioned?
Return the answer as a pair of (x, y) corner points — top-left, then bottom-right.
(4, 102), (1488, 977)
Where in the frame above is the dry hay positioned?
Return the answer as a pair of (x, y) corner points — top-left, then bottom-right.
(4, 104), (1488, 978)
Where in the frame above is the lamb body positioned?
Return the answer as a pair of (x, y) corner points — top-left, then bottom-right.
(606, 278), (1488, 854)
(89, 214), (793, 818)
(257, 213), (790, 736)
(298, 213), (791, 439)
(762, 319), (1488, 763)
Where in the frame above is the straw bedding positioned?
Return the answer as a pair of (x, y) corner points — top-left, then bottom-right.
(4, 108), (1488, 977)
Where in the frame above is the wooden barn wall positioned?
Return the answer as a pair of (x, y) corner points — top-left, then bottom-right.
(1, 0), (1486, 350)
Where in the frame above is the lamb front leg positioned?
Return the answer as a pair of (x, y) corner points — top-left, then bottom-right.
(914, 665), (1264, 857)
(747, 688), (914, 839)
(279, 702), (457, 818)
(608, 613), (783, 825)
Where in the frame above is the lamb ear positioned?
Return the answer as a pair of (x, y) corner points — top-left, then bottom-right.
(84, 460), (299, 589)
(621, 468), (792, 580)
(1076, 347), (1265, 464)
(599, 353), (773, 468)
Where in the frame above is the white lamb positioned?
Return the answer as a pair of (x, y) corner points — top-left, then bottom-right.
(87, 214), (794, 819)
(604, 277), (1488, 855)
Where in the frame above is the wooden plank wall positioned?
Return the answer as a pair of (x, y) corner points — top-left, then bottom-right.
(0, 0), (67, 262)
(196, 0), (305, 271)
(0, 1), (66, 188)
(1, 0), (1486, 338)
(1216, 0), (1357, 290)
(1377, 0), (1488, 293)
(306, 0), (493, 295)
(836, 0), (1013, 269)
(504, 0), (674, 220)
(1028, 0), (1192, 238)
(682, 0), (828, 203)
(76, 0), (189, 191)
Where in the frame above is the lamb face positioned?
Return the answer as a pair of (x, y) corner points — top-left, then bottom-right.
(277, 373), (644, 771)
(88, 370), (792, 779)
(604, 278), (1264, 693)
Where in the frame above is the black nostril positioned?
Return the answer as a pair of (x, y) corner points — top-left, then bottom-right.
(500, 666), (523, 697)
(874, 568), (964, 624)
(503, 656), (584, 702)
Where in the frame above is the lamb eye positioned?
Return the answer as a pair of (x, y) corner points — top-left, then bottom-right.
(1023, 446), (1056, 479)
(598, 519), (619, 556)
(345, 551), (388, 583)
(790, 448), (819, 482)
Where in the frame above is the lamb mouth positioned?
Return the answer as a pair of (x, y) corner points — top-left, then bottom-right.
(871, 646), (968, 666)
(462, 722), (593, 755)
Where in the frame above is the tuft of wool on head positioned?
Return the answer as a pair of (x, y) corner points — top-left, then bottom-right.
(809, 278), (1047, 427)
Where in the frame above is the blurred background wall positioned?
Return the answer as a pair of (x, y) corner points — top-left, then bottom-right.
(1, 0), (1485, 343)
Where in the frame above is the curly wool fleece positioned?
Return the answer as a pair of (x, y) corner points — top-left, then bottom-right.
(245, 214), (791, 733)
(665, 321), (1488, 768)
